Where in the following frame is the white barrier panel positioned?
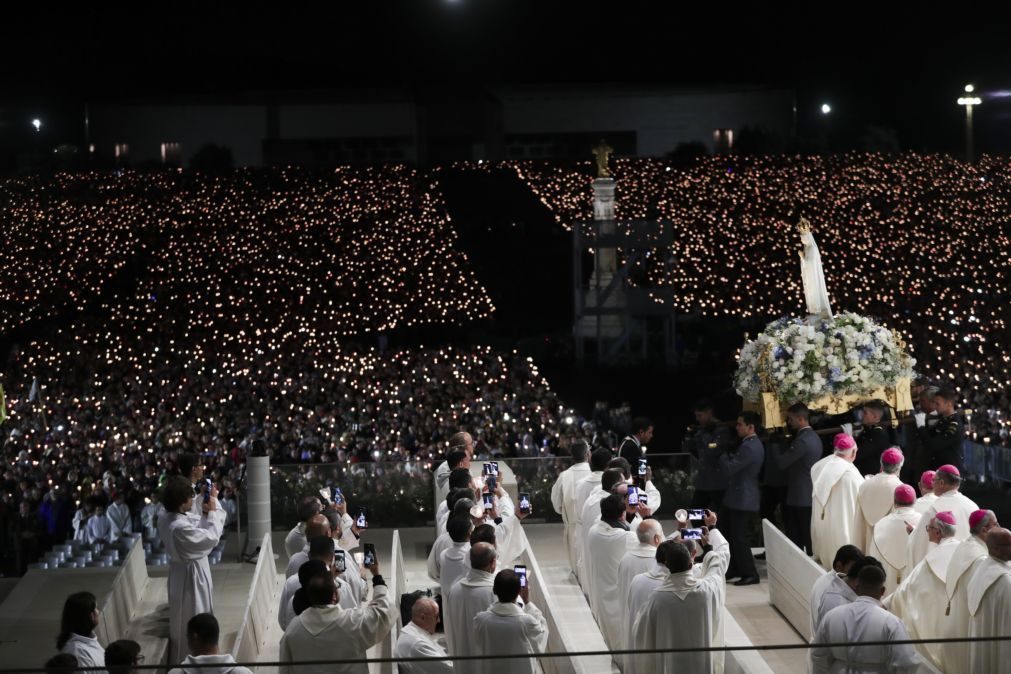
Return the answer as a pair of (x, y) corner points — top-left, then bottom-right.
(96, 536), (147, 646)
(232, 533), (279, 666)
(762, 519), (825, 641)
(372, 530), (406, 674)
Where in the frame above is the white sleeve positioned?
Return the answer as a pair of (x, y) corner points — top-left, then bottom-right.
(644, 480), (661, 514)
(523, 602), (550, 654)
(550, 473), (565, 515)
(173, 509), (225, 561)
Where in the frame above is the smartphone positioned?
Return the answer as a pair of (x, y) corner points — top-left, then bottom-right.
(486, 475), (498, 492)
(201, 479), (212, 503)
(638, 458), (648, 477)
(362, 543), (377, 568)
(519, 492), (531, 514)
(680, 528), (704, 541)
(627, 486), (639, 506)
(355, 508), (368, 529)
(334, 549), (346, 573)
(483, 463), (492, 475)
(639, 491), (648, 506)
(488, 461), (499, 476)
(483, 493), (494, 510)
(331, 486), (344, 506)
(688, 509), (706, 521)
(514, 564), (528, 588)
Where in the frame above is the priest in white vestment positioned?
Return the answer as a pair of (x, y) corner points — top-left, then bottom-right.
(941, 509), (997, 674)
(853, 448), (903, 551)
(913, 470), (938, 516)
(580, 469), (635, 607)
(285, 495), (323, 558)
(439, 516), (474, 598)
(473, 569), (549, 674)
(623, 541), (677, 672)
(434, 432), (474, 513)
(808, 544), (865, 638)
(966, 528), (1011, 673)
(436, 470), (480, 537)
(396, 597), (453, 674)
(158, 476), (227, 664)
(811, 433), (863, 569)
(550, 441), (591, 575)
(629, 526), (730, 674)
(811, 564), (920, 674)
(867, 485), (921, 595)
(884, 511), (960, 670)
(615, 519), (664, 654)
(571, 449), (611, 584)
(585, 494), (636, 649)
(444, 543), (498, 659)
(280, 569), (395, 674)
(907, 465), (977, 570)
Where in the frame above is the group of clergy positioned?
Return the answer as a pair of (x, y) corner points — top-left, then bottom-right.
(552, 440), (739, 673)
(807, 430), (1011, 672)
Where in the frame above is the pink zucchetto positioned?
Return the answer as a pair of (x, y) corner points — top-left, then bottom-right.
(894, 485), (916, 505)
(937, 464), (961, 478)
(833, 433), (857, 451)
(881, 448), (904, 465)
(920, 470), (936, 488)
(935, 511), (956, 526)
(969, 510), (990, 529)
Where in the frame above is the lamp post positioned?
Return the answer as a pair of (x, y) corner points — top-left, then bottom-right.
(957, 84), (982, 163)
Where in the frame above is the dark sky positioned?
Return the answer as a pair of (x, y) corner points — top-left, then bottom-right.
(2, 2), (1010, 152)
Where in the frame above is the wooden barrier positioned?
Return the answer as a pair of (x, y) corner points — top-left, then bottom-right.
(232, 533), (279, 665)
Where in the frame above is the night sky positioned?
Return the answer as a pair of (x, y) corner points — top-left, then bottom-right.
(2, 2), (1010, 153)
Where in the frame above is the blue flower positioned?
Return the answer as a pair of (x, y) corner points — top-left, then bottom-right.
(774, 346), (789, 360)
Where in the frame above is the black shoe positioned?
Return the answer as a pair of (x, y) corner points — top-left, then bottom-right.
(754, 552), (766, 560)
(734, 576), (760, 586)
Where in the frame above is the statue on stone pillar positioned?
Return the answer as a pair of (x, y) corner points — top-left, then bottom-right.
(592, 139), (614, 178)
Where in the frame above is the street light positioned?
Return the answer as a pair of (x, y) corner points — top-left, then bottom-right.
(31, 118), (41, 132)
(958, 84), (982, 163)
(820, 103), (832, 115)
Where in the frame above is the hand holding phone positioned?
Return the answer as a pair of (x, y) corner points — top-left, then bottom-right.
(355, 508), (368, 530)
(362, 543), (378, 571)
(627, 486), (639, 506)
(688, 509), (705, 522)
(334, 550), (347, 574)
(680, 528), (704, 541)
(514, 564), (528, 588)
(518, 492), (531, 515)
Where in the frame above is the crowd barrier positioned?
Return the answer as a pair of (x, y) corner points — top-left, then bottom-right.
(962, 439), (1011, 485)
(761, 518), (826, 642)
(371, 530), (406, 674)
(232, 533), (279, 666)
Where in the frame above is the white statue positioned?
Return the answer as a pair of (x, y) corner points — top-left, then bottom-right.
(797, 218), (833, 319)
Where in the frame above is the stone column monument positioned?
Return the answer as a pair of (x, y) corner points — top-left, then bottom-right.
(578, 140), (624, 338)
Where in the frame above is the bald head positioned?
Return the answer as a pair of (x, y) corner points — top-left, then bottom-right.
(470, 542), (498, 572)
(986, 527), (1011, 562)
(305, 514), (331, 540)
(636, 519), (664, 546)
(410, 597), (440, 634)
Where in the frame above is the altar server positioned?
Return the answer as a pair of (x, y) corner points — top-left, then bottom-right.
(808, 545), (864, 637)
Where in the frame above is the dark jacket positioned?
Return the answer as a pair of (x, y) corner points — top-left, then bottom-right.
(918, 413), (964, 473)
(719, 435), (764, 512)
(618, 436), (643, 467)
(775, 426), (822, 507)
(691, 423), (732, 491)
(854, 424), (894, 477)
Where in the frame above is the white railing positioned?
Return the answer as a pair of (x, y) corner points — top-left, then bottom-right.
(762, 519), (825, 641)
(96, 536), (147, 645)
(232, 533), (278, 665)
(370, 530), (406, 674)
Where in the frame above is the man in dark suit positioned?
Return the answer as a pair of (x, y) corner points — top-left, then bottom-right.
(719, 411), (765, 585)
(772, 402), (823, 555)
(848, 400), (894, 477)
(618, 417), (654, 467)
(689, 400), (732, 512)
(914, 387), (964, 473)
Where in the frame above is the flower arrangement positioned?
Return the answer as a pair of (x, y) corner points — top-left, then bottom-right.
(735, 312), (917, 405)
